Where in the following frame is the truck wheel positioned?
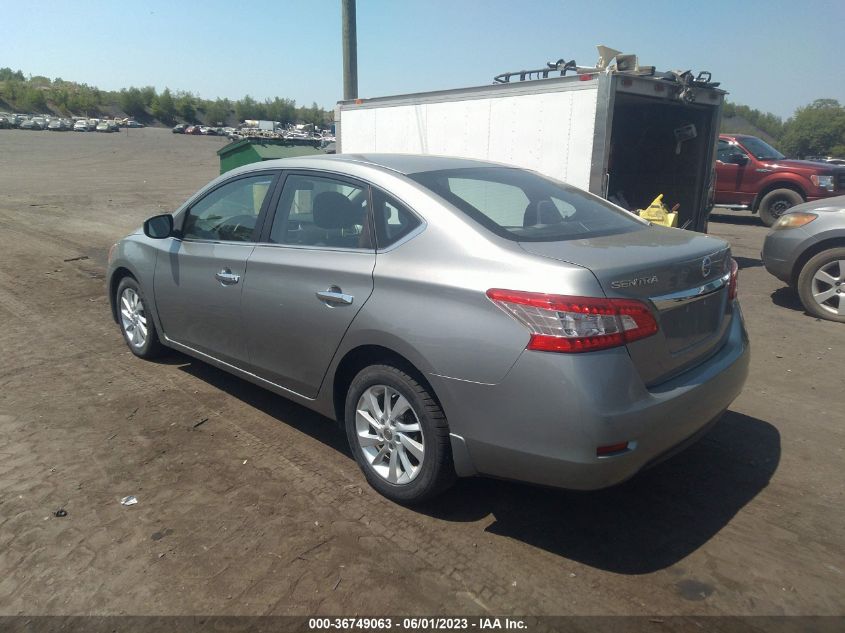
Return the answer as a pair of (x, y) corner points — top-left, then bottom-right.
(758, 189), (803, 227)
(797, 247), (845, 323)
(345, 364), (455, 504)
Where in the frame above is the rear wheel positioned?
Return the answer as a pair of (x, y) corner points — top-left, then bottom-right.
(758, 189), (803, 227)
(797, 247), (845, 322)
(116, 277), (165, 358)
(345, 364), (455, 503)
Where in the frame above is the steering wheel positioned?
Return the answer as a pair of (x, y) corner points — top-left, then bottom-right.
(213, 214), (256, 240)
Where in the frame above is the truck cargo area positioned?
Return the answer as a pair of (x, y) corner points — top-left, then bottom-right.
(337, 67), (725, 232)
(607, 92), (717, 230)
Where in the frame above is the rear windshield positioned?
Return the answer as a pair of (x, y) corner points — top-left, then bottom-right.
(409, 167), (644, 242)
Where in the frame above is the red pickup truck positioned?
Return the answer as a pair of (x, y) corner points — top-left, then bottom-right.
(714, 134), (845, 226)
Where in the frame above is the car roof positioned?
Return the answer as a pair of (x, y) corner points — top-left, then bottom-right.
(257, 153), (511, 176)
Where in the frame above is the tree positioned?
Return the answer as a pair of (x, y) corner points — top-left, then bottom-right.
(140, 85), (157, 107)
(781, 99), (845, 158)
(0, 67), (24, 81)
(204, 98), (230, 126)
(120, 87), (146, 118)
(175, 92), (196, 122)
(235, 95), (258, 122)
(19, 86), (46, 112)
(151, 87), (176, 124)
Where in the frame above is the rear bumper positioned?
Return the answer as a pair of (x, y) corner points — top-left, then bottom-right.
(438, 307), (750, 490)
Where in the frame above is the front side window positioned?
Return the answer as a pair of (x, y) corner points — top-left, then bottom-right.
(182, 174), (274, 242)
(410, 167), (643, 242)
(717, 139), (745, 163)
(269, 174), (371, 249)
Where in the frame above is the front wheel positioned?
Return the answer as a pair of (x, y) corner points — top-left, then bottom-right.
(116, 277), (165, 358)
(345, 364), (455, 503)
(797, 247), (845, 322)
(758, 189), (803, 227)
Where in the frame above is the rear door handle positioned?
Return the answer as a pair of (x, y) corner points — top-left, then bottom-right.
(215, 269), (240, 285)
(316, 287), (354, 305)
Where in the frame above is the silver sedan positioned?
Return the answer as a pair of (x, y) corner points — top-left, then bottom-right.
(107, 155), (749, 503)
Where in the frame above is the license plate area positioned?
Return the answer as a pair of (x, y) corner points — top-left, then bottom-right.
(660, 290), (725, 354)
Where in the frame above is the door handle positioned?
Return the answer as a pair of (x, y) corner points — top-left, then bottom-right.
(316, 287), (354, 306)
(215, 269), (240, 285)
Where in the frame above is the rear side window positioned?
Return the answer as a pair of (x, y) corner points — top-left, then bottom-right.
(372, 189), (421, 248)
(410, 167), (643, 242)
(182, 174), (273, 242)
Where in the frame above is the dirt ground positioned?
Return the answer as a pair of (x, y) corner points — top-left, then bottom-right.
(0, 128), (843, 618)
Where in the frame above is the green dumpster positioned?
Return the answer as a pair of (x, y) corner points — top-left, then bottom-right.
(217, 138), (324, 174)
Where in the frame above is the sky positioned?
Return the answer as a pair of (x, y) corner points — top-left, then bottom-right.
(2, 0), (844, 120)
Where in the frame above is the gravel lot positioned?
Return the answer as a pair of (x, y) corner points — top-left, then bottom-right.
(0, 128), (843, 618)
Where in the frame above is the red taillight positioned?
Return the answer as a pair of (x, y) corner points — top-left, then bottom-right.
(486, 289), (658, 353)
(597, 442), (630, 457)
(728, 258), (738, 301)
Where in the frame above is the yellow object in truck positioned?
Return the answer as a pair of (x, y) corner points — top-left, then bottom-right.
(639, 194), (678, 228)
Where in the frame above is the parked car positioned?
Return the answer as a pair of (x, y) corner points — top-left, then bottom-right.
(762, 195), (845, 322)
(126, 120), (144, 128)
(806, 156), (845, 166)
(107, 155), (749, 503)
(19, 118), (38, 130)
(87, 119), (99, 131)
(96, 121), (112, 132)
(172, 124), (187, 134)
(185, 125), (202, 135)
(0, 115), (10, 129)
(73, 119), (89, 132)
(715, 134), (845, 226)
(47, 119), (64, 131)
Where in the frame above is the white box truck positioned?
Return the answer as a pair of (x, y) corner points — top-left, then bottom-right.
(336, 65), (725, 231)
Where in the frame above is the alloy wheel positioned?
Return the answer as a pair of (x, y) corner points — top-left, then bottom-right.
(811, 260), (845, 316)
(355, 385), (424, 484)
(119, 287), (148, 348)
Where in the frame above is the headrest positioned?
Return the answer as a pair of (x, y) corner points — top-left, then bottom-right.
(523, 200), (563, 227)
(313, 191), (358, 229)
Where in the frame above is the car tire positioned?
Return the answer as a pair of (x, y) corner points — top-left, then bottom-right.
(758, 189), (803, 227)
(115, 276), (165, 358)
(345, 364), (455, 504)
(797, 247), (845, 322)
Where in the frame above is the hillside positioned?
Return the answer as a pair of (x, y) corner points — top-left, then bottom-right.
(0, 69), (332, 128)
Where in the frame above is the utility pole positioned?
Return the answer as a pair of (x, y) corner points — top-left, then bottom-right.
(342, 0), (358, 100)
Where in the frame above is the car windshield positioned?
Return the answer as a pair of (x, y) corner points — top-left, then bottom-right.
(739, 137), (785, 161)
(409, 167), (644, 242)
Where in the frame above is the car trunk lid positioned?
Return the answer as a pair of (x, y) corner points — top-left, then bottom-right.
(519, 225), (734, 385)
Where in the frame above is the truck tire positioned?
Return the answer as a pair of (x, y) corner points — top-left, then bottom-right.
(758, 189), (803, 227)
(797, 247), (845, 323)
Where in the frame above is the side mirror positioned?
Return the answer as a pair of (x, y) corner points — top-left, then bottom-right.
(728, 153), (749, 166)
(143, 214), (173, 239)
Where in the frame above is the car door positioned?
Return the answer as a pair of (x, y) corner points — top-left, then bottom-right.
(241, 171), (376, 398)
(715, 139), (745, 203)
(154, 172), (278, 366)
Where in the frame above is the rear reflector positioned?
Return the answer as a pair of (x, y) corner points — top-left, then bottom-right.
(597, 442), (630, 457)
(486, 289), (658, 353)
